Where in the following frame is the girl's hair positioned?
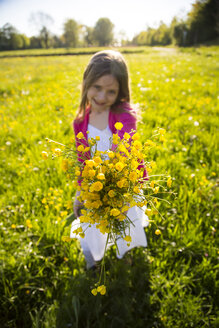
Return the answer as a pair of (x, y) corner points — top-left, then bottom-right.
(76, 50), (131, 120)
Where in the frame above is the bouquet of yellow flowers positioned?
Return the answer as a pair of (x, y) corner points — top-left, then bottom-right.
(45, 123), (172, 295)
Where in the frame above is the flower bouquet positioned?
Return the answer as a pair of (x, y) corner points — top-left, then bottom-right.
(44, 123), (172, 295)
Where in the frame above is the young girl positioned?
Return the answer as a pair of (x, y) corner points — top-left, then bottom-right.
(70, 50), (148, 269)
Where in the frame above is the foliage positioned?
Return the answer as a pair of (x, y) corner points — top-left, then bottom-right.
(93, 18), (114, 46)
(63, 19), (79, 48)
(0, 47), (218, 327)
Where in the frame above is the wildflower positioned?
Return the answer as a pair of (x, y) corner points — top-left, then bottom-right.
(91, 288), (98, 296)
(112, 134), (120, 144)
(133, 140), (142, 150)
(155, 229), (161, 235)
(26, 219), (33, 229)
(85, 159), (95, 167)
(42, 151), (49, 160)
(90, 181), (103, 192)
(158, 128), (166, 135)
(97, 285), (106, 295)
(121, 205), (129, 212)
(11, 224), (16, 229)
(108, 151), (115, 159)
(154, 186), (159, 194)
(145, 209), (152, 216)
(108, 190), (116, 198)
(96, 136), (100, 141)
(167, 177), (172, 188)
(54, 148), (62, 156)
(114, 122), (123, 130)
(129, 171), (138, 182)
(77, 145), (84, 152)
(62, 236), (71, 242)
(150, 181), (155, 188)
(115, 162), (125, 172)
(93, 156), (102, 164)
(124, 235), (132, 242)
(124, 132), (131, 140)
(97, 173), (105, 180)
(62, 159), (69, 172)
(110, 208), (120, 216)
(132, 132), (140, 140)
(76, 132), (84, 139)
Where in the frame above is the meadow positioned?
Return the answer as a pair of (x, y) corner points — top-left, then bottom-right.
(0, 46), (218, 328)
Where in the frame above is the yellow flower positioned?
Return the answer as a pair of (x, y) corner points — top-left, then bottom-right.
(115, 162), (125, 172)
(124, 132), (131, 140)
(42, 151), (49, 160)
(26, 219), (33, 229)
(158, 128), (166, 135)
(132, 132), (140, 140)
(97, 173), (105, 180)
(85, 159), (95, 167)
(167, 177), (172, 188)
(90, 181), (103, 192)
(110, 208), (120, 216)
(114, 122), (123, 130)
(76, 132), (84, 139)
(96, 136), (100, 141)
(84, 147), (90, 152)
(108, 190), (116, 198)
(77, 145), (84, 152)
(112, 134), (120, 144)
(62, 159), (69, 172)
(124, 235), (132, 242)
(145, 209), (152, 216)
(150, 181), (155, 188)
(154, 186), (159, 194)
(117, 179), (124, 188)
(129, 171), (138, 182)
(155, 229), (161, 235)
(54, 148), (62, 156)
(99, 285), (106, 295)
(121, 205), (129, 212)
(93, 156), (102, 164)
(91, 288), (98, 296)
(11, 224), (16, 229)
(88, 169), (96, 178)
(133, 140), (142, 150)
(133, 186), (140, 193)
(108, 151), (115, 159)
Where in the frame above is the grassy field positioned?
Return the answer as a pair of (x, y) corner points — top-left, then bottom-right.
(0, 47), (218, 328)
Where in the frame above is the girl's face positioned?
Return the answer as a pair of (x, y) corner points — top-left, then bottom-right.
(87, 74), (119, 113)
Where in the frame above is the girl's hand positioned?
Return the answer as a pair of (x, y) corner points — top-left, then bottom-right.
(73, 190), (84, 217)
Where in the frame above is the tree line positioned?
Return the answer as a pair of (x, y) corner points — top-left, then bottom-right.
(0, 0), (218, 51)
(133, 0), (218, 46)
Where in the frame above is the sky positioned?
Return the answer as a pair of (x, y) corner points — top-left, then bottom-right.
(0, 0), (195, 40)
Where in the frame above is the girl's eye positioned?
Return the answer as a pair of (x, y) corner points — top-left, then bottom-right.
(108, 90), (116, 95)
(93, 85), (101, 90)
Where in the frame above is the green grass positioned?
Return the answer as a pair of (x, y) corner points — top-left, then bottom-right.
(0, 47), (218, 328)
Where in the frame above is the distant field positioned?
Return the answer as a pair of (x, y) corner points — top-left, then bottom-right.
(0, 46), (148, 57)
(0, 47), (218, 327)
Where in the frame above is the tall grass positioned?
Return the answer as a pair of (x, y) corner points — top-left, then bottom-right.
(0, 47), (218, 327)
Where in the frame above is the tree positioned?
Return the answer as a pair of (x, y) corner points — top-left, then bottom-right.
(63, 19), (79, 47)
(93, 18), (114, 46)
(186, 0), (219, 44)
(29, 12), (54, 48)
(84, 26), (94, 46)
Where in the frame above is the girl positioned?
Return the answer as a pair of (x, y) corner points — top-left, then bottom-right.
(70, 50), (148, 269)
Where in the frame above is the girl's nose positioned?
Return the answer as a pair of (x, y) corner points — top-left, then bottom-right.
(97, 91), (106, 103)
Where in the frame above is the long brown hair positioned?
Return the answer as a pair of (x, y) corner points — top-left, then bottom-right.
(76, 50), (131, 121)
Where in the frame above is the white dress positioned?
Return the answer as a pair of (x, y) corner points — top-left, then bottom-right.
(70, 124), (149, 262)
